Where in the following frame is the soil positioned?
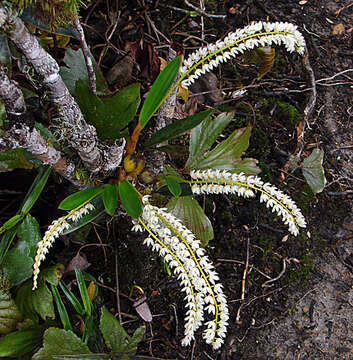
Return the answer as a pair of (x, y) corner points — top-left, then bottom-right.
(1, 1), (352, 360)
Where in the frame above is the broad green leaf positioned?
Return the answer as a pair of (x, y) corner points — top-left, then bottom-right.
(17, 214), (41, 258)
(31, 281), (55, 320)
(157, 183), (192, 197)
(51, 285), (72, 331)
(167, 196), (214, 246)
(16, 281), (38, 322)
(0, 326), (44, 357)
(139, 56), (181, 129)
(0, 289), (23, 335)
(0, 148), (33, 172)
(163, 174), (181, 197)
(124, 325), (146, 355)
(119, 180), (142, 219)
(53, 356), (110, 359)
(193, 126), (253, 171)
(59, 186), (104, 211)
(21, 166), (52, 215)
(32, 327), (92, 360)
(103, 184), (118, 216)
(99, 306), (128, 353)
(1, 247), (33, 286)
(186, 112), (235, 169)
(74, 268), (91, 316)
(302, 149), (326, 194)
(60, 48), (108, 96)
(232, 157), (261, 175)
(100, 83), (140, 140)
(0, 213), (23, 234)
(16, 278), (55, 321)
(144, 109), (214, 148)
(75, 81), (140, 140)
(0, 35), (11, 72)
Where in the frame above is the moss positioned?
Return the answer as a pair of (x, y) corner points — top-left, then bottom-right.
(258, 235), (276, 255)
(221, 210), (232, 223)
(285, 251), (314, 285)
(293, 184), (315, 212)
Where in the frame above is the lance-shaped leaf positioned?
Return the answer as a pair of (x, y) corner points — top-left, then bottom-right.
(21, 166), (52, 215)
(59, 186), (104, 211)
(163, 174), (182, 197)
(139, 56), (181, 129)
(186, 112), (235, 169)
(167, 196), (214, 246)
(119, 180), (142, 219)
(302, 149), (326, 194)
(144, 109), (214, 148)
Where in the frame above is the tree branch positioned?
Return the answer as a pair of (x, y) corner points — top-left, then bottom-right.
(0, 5), (125, 174)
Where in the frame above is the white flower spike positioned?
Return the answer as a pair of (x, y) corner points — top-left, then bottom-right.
(179, 21), (306, 89)
(132, 201), (229, 350)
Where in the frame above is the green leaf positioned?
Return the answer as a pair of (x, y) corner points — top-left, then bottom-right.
(144, 109), (214, 148)
(0, 148), (33, 172)
(51, 285), (73, 331)
(75, 81), (140, 140)
(302, 149), (326, 194)
(99, 306), (128, 353)
(60, 48), (108, 96)
(1, 247), (33, 287)
(0, 325), (44, 357)
(41, 264), (65, 286)
(59, 282), (84, 316)
(167, 196), (214, 246)
(75, 268), (91, 317)
(16, 278), (55, 321)
(0, 213), (24, 234)
(0, 288), (23, 335)
(0, 35), (12, 72)
(32, 327), (92, 360)
(31, 281), (56, 320)
(139, 56), (181, 129)
(232, 157), (261, 175)
(59, 186), (104, 211)
(163, 174), (181, 197)
(103, 184), (118, 216)
(21, 166), (52, 215)
(186, 112), (235, 169)
(17, 214), (41, 258)
(193, 126), (254, 171)
(124, 325), (146, 355)
(61, 198), (105, 236)
(0, 226), (18, 264)
(118, 180), (142, 219)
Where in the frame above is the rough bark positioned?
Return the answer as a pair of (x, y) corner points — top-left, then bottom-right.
(0, 5), (125, 174)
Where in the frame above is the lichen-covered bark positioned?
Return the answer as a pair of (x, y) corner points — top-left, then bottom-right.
(0, 5), (125, 174)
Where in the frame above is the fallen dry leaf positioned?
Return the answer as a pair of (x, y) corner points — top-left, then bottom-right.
(332, 23), (345, 35)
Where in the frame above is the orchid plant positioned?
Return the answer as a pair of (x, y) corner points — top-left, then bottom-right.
(28, 21), (308, 351)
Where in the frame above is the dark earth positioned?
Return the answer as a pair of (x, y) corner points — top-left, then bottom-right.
(1, 1), (352, 359)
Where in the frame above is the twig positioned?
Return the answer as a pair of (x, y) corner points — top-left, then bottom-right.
(183, 0), (226, 18)
(315, 69), (353, 83)
(241, 238), (250, 300)
(262, 258), (287, 288)
(295, 47), (317, 157)
(74, 17), (96, 94)
(217, 258), (272, 279)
